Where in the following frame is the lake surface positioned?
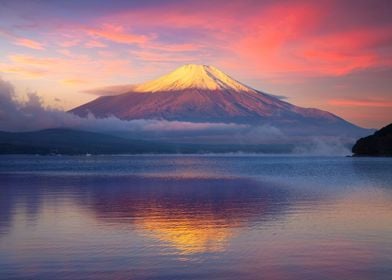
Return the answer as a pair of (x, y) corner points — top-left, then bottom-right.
(0, 155), (391, 280)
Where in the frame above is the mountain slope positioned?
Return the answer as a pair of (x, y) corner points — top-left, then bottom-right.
(70, 64), (366, 136)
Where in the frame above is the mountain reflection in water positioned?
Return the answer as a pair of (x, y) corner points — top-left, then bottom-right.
(82, 176), (293, 255)
(0, 155), (391, 280)
(1, 175), (295, 255)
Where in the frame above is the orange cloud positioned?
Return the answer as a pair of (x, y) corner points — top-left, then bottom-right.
(297, 28), (392, 76)
(228, 2), (392, 77)
(328, 99), (392, 107)
(13, 38), (45, 50)
(29, 1), (389, 80)
(149, 43), (201, 52)
(104, 1), (392, 77)
(84, 40), (107, 48)
(0, 64), (48, 78)
(2, 1), (391, 80)
(85, 24), (148, 45)
(107, 5), (232, 31)
(62, 79), (90, 85)
(57, 49), (73, 57)
(9, 54), (59, 66)
(5, 53), (135, 84)
(57, 38), (80, 48)
(131, 49), (198, 63)
(105, 2), (387, 79)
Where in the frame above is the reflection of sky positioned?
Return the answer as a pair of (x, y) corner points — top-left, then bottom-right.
(0, 155), (392, 279)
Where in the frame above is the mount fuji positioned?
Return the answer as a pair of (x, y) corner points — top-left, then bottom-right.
(70, 64), (368, 140)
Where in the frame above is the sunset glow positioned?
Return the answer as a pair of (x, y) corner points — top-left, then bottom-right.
(0, 0), (391, 127)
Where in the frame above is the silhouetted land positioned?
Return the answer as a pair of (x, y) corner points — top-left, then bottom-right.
(352, 123), (392, 156)
(0, 128), (293, 155)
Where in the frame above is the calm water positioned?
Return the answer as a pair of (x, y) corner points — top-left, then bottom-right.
(0, 155), (391, 280)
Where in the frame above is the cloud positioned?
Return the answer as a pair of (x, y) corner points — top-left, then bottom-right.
(328, 98), (392, 107)
(226, 2), (392, 78)
(57, 38), (80, 48)
(9, 54), (57, 66)
(0, 28), (45, 50)
(93, 0), (392, 78)
(2, 53), (135, 83)
(13, 38), (45, 50)
(62, 79), (90, 86)
(130, 49), (199, 63)
(84, 24), (149, 45)
(0, 64), (48, 78)
(0, 77), (245, 133)
(2, 0), (391, 80)
(84, 40), (107, 48)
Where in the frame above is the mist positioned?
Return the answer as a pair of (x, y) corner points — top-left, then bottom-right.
(0, 78), (246, 133)
(0, 78), (355, 155)
(292, 137), (352, 156)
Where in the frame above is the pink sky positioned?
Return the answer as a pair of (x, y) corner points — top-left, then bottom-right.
(0, 0), (391, 128)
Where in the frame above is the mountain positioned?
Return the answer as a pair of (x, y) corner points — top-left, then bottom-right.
(352, 123), (392, 156)
(70, 64), (368, 138)
(0, 128), (172, 154)
(0, 128), (296, 155)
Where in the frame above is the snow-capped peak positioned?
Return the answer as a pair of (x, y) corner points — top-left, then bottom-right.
(134, 64), (254, 93)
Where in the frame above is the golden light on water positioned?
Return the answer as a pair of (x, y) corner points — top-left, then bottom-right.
(138, 217), (233, 255)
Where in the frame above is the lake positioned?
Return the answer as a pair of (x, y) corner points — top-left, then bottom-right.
(0, 155), (391, 280)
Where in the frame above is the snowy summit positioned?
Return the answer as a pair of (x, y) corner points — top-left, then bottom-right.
(134, 64), (252, 92)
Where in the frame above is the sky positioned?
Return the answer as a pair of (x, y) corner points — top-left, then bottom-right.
(0, 0), (391, 128)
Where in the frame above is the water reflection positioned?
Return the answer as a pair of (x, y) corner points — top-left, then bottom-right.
(82, 176), (294, 255)
(1, 174), (295, 255)
(1, 156), (392, 280)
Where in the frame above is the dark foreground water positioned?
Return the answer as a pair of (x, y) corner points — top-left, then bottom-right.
(0, 155), (391, 280)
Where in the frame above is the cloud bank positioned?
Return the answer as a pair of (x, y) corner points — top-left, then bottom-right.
(0, 77), (295, 148)
(0, 77), (246, 133)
